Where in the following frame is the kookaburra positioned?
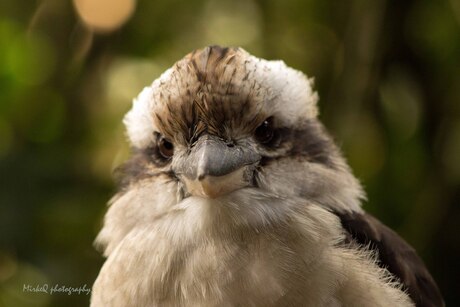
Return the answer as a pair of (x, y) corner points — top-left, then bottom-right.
(92, 46), (444, 307)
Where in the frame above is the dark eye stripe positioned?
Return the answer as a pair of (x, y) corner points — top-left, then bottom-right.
(114, 149), (176, 192)
(259, 120), (337, 169)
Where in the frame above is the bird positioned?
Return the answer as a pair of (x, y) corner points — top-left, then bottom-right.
(91, 46), (444, 307)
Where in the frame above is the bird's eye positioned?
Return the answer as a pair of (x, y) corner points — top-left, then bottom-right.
(158, 137), (174, 159)
(255, 117), (275, 144)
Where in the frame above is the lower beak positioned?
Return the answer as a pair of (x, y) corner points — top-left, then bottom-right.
(182, 167), (249, 198)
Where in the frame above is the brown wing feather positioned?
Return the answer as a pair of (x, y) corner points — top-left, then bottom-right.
(336, 211), (444, 307)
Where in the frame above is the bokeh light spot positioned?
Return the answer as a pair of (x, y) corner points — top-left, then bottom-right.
(86, 57), (160, 181)
(2, 22), (56, 87)
(201, 0), (261, 47)
(341, 113), (387, 181)
(0, 260), (50, 307)
(105, 58), (162, 114)
(379, 68), (422, 140)
(73, 0), (136, 32)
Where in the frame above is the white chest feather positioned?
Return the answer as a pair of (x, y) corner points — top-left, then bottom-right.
(91, 190), (413, 307)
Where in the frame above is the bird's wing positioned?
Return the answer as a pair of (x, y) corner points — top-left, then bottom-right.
(335, 210), (444, 307)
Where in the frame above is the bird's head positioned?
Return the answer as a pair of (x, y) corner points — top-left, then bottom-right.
(96, 46), (365, 255)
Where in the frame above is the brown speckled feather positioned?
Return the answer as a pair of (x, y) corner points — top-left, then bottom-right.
(154, 46), (266, 144)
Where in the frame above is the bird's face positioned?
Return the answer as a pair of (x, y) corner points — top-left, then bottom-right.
(96, 46), (364, 255)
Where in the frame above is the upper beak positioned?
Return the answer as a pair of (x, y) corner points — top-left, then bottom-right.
(175, 135), (260, 198)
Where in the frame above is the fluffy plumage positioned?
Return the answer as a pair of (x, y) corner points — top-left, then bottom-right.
(92, 46), (443, 307)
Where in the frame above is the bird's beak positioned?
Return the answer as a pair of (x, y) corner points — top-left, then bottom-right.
(175, 135), (260, 198)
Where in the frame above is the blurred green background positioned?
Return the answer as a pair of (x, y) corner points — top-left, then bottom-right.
(1, 0), (459, 306)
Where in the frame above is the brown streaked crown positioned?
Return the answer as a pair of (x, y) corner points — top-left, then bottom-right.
(124, 45), (318, 150)
(153, 46), (267, 145)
